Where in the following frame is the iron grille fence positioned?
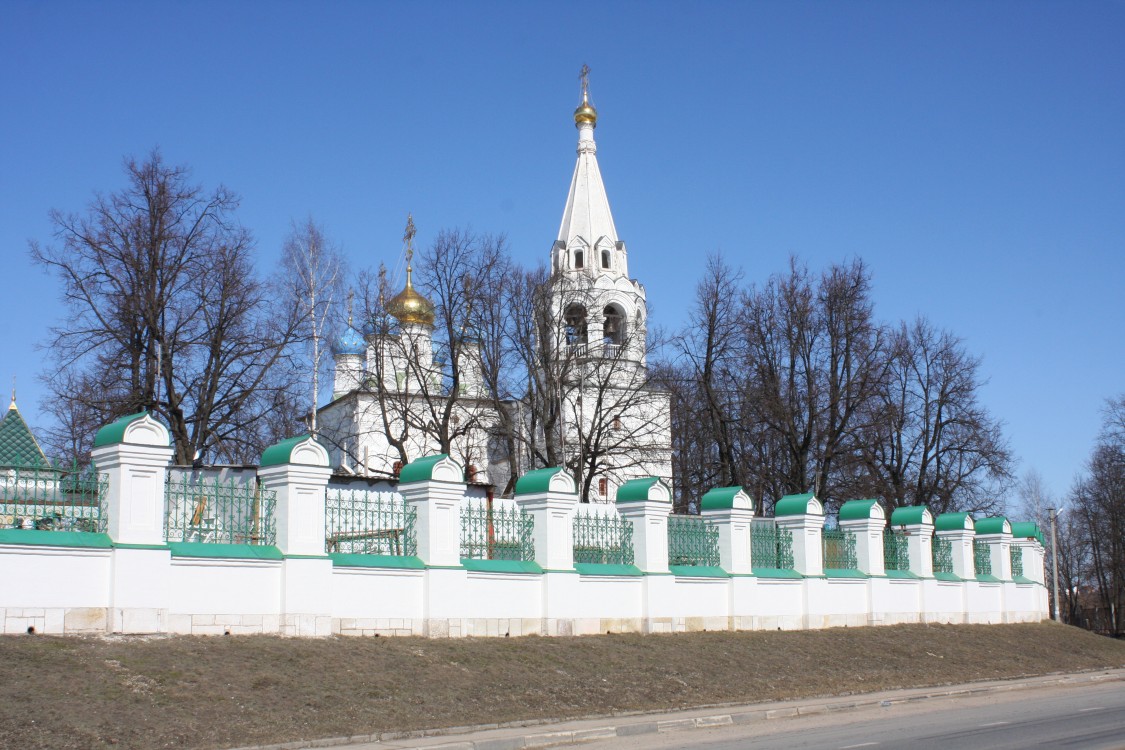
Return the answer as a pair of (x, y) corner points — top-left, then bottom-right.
(667, 514), (720, 567)
(973, 539), (992, 576)
(325, 489), (416, 556)
(0, 463), (107, 532)
(822, 528), (858, 569)
(460, 499), (534, 561)
(573, 507), (633, 565)
(750, 522), (795, 569)
(932, 536), (954, 574)
(883, 529), (910, 571)
(1010, 544), (1024, 578)
(164, 476), (276, 545)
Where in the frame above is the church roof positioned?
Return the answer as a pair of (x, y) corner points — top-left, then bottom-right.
(556, 86), (620, 251)
(0, 401), (50, 468)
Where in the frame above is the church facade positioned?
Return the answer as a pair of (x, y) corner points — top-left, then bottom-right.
(318, 83), (672, 502)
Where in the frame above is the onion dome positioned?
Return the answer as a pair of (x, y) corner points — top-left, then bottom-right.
(574, 90), (597, 127)
(332, 326), (366, 356)
(386, 267), (435, 327)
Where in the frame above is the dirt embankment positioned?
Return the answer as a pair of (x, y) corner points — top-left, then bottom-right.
(1, 622), (1122, 750)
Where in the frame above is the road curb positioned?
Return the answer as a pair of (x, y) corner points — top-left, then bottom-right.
(227, 668), (1125, 750)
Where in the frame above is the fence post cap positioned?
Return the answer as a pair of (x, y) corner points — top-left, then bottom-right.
(260, 434), (329, 468)
(399, 453), (463, 484)
(514, 467), (576, 496)
(93, 412), (170, 448)
(700, 486), (751, 511)
(838, 499), (885, 522)
(774, 493), (822, 517)
(616, 477), (671, 504)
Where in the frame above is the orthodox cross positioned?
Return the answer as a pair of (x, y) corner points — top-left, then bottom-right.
(579, 64), (591, 101)
(403, 213), (416, 266)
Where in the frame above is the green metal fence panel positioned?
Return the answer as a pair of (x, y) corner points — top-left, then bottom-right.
(460, 499), (534, 561)
(573, 509), (633, 565)
(973, 539), (992, 576)
(822, 528), (858, 569)
(750, 522), (795, 569)
(0, 463), (108, 532)
(932, 536), (954, 574)
(883, 529), (910, 571)
(1010, 544), (1024, 578)
(325, 489), (417, 555)
(164, 476), (276, 545)
(667, 514), (720, 567)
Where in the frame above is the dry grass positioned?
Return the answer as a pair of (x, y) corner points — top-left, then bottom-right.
(1, 622), (1122, 750)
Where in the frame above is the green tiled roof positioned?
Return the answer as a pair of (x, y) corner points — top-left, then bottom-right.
(0, 404), (50, 468)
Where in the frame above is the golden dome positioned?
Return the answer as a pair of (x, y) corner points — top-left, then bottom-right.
(574, 92), (597, 126)
(386, 268), (435, 326)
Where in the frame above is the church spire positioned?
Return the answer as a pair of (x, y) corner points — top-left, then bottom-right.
(555, 65), (626, 279)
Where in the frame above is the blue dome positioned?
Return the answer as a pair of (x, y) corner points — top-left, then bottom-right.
(332, 327), (366, 356)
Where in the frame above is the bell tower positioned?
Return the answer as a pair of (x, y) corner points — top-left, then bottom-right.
(549, 66), (649, 370)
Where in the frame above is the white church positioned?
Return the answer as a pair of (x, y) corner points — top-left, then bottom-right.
(318, 78), (672, 503)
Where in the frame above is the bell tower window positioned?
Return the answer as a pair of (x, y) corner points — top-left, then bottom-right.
(603, 305), (624, 349)
(564, 304), (589, 348)
(574, 250), (584, 269)
(601, 249), (610, 269)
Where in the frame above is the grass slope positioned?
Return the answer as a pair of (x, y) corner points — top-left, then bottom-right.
(1, 622), (1122, 750)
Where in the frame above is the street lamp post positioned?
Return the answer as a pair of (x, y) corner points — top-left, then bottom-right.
(1048, 507), (1061, 623)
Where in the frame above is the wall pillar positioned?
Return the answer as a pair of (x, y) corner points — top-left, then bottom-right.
(259, 435), (333, 636)
(91, 412), (174, 546)
(513, 468), (578, 571)
(616, 477), (672, 574)
(935, 513), (976, 579)
(774, 493), (824, 577)
(701, 486), (754, 574)
(889, 506), (934, 577)
(398, 454), (467, 568)
(91, 413), (174, 633)
(838, 499), (886, 576)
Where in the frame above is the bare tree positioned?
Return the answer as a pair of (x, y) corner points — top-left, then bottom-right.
(1069, 395), (1125, 635)
(32, 151), (301, 464)
(855, 317), (1011, 516)
(279, 217), (347, 434)
(737, 257), (885, 513)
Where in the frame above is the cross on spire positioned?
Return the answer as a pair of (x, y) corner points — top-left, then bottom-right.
(579, 63), (591, 103)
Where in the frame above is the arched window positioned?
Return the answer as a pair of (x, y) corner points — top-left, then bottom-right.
(574, 250), (584, 269)
(564, 304), (588, 347)
(603, 305), (624, 347)
(601, 249), (611, 269)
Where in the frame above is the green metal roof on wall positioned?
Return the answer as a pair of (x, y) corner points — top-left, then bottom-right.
(0, 403), (50, 468)
(1010, 522), (1045, 545)
(935, 512), (975, 531)
(398, 454), (450, 484)
(616, 477), (668, 503)
(92, 411), (149, 448)
(259, 434), (325, 467)
(838, 499), (882, 521)
(514, 467), (575, 495)
(700, 486), (746, 511)
(775, 493), (816, 517)
(975, 516), (1011, 535)
(890, 505), (930, 526)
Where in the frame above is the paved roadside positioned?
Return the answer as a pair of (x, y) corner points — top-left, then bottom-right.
(228, 668), (1125, 750)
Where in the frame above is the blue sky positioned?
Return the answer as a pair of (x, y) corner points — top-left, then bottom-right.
(2, 1), (1122, 505)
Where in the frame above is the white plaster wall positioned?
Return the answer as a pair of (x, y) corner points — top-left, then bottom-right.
(966, 581), (1005, 624)
(746, 578), (805, 630)
(167, 559), (282, 631)
(870, 578), (923, 625)
(921, 580), (968, 624)
(807, 578), (870, 628)
(0, 542), (1049, 638)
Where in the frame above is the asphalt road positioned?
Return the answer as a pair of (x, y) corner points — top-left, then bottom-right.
(576, 679), (1125, 750)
